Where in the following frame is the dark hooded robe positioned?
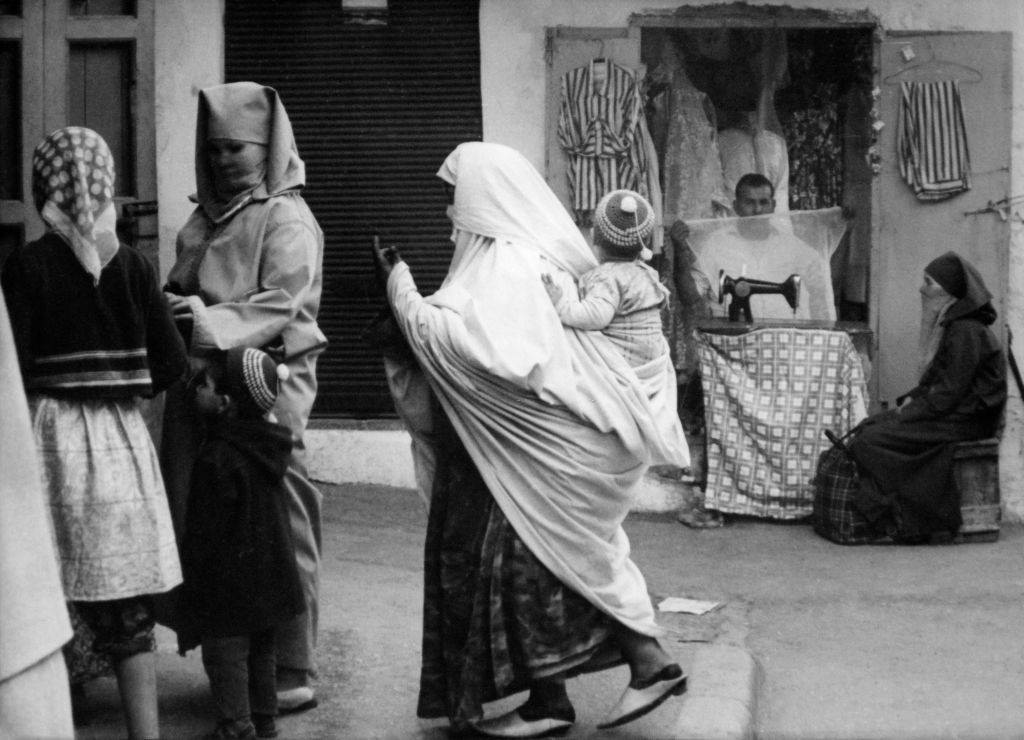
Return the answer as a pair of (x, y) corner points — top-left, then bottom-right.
(848, 252), (1006, 539)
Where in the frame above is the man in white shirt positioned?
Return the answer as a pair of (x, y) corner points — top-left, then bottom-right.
(692, 173), (836, 321)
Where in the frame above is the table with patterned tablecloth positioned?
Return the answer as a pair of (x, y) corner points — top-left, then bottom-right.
(698, 326), (868, 519)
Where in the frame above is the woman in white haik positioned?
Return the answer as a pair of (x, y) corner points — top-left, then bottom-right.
(376, 142), (689, 737)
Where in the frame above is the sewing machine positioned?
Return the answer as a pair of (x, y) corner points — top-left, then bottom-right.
(718, 271), (801, 323)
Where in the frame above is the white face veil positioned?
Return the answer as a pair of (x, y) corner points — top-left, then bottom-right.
(193, 82), (306, 220)
(426, 143), (598, 402)
(436, 142), (596, 277)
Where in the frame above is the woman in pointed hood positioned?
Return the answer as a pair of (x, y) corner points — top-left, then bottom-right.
(377, 142), (689, 735)
(848, 251), (1006, 541)
(162, 82), (325, 711)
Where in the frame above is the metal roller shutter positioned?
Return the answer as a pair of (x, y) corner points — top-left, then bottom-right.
(224, 0), (482, 417)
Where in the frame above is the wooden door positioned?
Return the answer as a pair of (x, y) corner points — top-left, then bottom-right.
(872, 32), (1012, 408)
(0, 0), (153, 258)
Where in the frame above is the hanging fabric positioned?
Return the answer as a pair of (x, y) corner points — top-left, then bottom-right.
(632, 113), (664, 254)
(897, 80), (971, 201)
(645, 36), (729, 376)
(557, 59), (647, 219)
(781, 92), (842, 211)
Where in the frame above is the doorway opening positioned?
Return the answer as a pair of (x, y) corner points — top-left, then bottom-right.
(639, 24), (875, 322)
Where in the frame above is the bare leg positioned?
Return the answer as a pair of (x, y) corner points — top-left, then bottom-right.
(596, 626), (687, 729)
(614, 625), (677, 685)
(114, 652), (159, 740)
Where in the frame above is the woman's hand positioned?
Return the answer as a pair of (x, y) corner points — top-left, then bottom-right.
(165, 292), (194, 321)
(372, 244), (403, 281)
(540, 273), (563, 305)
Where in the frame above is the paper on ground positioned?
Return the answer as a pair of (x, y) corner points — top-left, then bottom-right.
(657, 597), (721, 615)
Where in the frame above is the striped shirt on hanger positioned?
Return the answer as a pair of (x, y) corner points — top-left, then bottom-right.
(897, 80), (971, 201)
(557, 59), (648, 214)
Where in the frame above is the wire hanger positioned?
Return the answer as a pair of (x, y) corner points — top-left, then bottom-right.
(883, 43), (982, 85)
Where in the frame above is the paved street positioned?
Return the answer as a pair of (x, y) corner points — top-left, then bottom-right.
(72, 482), (1024, 739)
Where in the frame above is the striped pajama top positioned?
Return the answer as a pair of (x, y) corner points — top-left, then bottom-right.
(557, 59), (648, 213)
(897, 79), (972, 201)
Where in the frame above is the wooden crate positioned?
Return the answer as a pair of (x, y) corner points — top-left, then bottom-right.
(954, 438), (1000, 543)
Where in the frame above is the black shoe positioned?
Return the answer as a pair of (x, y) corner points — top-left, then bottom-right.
(206, 720), (255, 739)
(253, 713), (277, 738)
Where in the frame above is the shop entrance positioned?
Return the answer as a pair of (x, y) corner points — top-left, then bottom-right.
(638, 26), (874, 323)
(545, 10), (1011, 410)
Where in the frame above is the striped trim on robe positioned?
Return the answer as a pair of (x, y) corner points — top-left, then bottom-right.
(897, 80), (971, 201)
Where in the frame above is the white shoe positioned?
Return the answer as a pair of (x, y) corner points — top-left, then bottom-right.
(473, 708), (573, 738)
(276, 685), (317, 715)
(597, 665), (687, 729)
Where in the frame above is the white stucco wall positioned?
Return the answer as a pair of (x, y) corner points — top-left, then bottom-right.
(153, 0), (225, 283)
(481, 0), (1024, 520)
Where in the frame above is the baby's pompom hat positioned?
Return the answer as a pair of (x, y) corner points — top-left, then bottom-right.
(592, 189), (655, 259)
(224, 347), (290, 414)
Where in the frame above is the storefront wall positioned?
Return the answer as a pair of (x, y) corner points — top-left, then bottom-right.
(145, 1), (1024, 520)
(480, 0), (1024, 521)
(153, 0), (224, 282)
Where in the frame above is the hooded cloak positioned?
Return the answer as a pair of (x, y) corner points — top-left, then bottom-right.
(848, 251), (1006, 538)
(388, 142), (687, 635)
(193, 81), (306, 222)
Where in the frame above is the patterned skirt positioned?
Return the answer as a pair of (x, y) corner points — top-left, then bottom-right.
(30, 395), (182, 601)
(417, 423), (619, 731)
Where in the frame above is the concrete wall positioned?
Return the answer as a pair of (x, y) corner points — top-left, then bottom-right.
(153, 0), (224, 283)
(480, 0), (1024, 520)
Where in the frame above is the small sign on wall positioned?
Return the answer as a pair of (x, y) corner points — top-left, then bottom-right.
(341, 0), (387, 25)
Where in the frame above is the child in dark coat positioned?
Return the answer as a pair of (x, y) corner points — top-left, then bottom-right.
(181, 347), (305, 739)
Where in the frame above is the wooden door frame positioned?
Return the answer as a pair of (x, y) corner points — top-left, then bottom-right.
(0, 2), (43, 240)
(0, 0), (154, 243)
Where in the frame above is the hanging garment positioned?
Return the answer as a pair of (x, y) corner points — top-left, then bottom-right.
(897, 80), (971, 201)
(782, 100), (843, 211)
(558, 59), (647, 216)
(647, 42), (731, 372)
(719, 127), (790, 212)
(633, 113), (664, 253)
(649, 45), (730, 223)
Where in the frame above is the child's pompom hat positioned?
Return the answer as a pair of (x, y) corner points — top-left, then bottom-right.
(224, 347), (290, 413)
(592, 189), (655, 259)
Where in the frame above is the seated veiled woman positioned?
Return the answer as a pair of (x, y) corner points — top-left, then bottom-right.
(375, 142), (691, 736)
(849, 251), (1006, 542)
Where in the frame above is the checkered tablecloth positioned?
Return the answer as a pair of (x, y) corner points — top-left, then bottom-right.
(698, 328), (868, 519)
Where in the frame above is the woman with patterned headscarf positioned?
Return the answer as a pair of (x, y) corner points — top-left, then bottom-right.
(849, 251), (1006, 542)
(161, 82), (325, 713)
(1, 126), (188, 739)
(375, 142), (689, 736)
